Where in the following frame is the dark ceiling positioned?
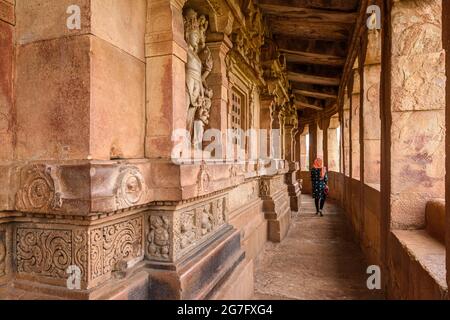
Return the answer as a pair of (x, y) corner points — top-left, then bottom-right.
(258, 0), (361, 115)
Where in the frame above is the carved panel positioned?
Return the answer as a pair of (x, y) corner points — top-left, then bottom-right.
(197, 162), (211, 193)
(175, 196), (227, 259)
(16, 165), (61, 212)
(16, 228), (73, 279)
(146, 214), (171, 262)
(146, 195), (228, 262)
(259, 180), (270, 197)
(90, 217), (143, 280)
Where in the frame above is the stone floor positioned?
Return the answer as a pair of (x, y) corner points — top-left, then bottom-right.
(254, 196), (384, 300)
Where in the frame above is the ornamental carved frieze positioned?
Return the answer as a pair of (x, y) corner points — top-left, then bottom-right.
(91, 217), (143, 280)
(16, 228), (87, 281)
(0, 231), (6, 277)
(184, 8), (214, 143)
(115, 167), (146, 210)
(146, 196), (228, 263)
(175, 196), (227, 259)
(16, 165), (62, 213)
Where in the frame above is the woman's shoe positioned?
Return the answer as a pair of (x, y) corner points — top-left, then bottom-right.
(319, 211), (324, 217)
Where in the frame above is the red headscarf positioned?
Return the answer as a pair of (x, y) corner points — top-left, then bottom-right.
(313, 158), (327, 179)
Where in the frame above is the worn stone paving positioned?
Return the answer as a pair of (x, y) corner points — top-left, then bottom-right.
(254, 196), (384, 300)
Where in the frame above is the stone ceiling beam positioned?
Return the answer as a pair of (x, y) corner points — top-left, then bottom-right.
(288, 72), (341, 86)
(281, 49), (346, 66)
(295, 100), (324, 111)
(267, 18), (350, 40)
(259, 4), (358, 23)
(293, 89), (337, 100)
(258, 0), (359, 12)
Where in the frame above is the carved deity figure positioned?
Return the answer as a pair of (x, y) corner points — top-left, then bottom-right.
(148, 216), (170, 260)
(180, 213), (197, 249)
(201, 206), (213, 236)
(184, 8), (213, 143)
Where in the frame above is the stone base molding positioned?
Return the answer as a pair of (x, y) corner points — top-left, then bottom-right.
(285, 162), (301, 212)
(260, 174), (292, 242)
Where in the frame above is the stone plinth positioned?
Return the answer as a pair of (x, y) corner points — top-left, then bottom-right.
(260, 173), (291, 242)
(285, 162), (301, 212)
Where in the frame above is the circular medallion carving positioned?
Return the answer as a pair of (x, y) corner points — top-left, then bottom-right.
(116, 167), (145, 209)
(28, 177), (53, 209)
(16, 165), (56, 211)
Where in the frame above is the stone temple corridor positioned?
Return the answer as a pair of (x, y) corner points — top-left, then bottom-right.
(1, 0), (450, 301)
(254, 197), (383, 300)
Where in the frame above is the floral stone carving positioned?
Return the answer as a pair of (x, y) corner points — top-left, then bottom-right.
(90, 217), (142, 281)
(15, 227), (87, 283)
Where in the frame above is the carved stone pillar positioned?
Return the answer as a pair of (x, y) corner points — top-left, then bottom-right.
(142, 3), (244, 300)
(260, 97), (273, 162)
(309, 121), (318, 169)
(206, 33), (232, 159)
(145, 0), (187, 160)
(283, 108), (301, 212)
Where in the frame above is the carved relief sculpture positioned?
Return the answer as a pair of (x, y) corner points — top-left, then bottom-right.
(16, 165), (61, 212)
(147, 215), (170, 261)
(91, 218), (142, 279)
(179, 211), (197, 250)
(184, 8), (214, 143)
(115, 167), (146, 210)
(197, 161), (211, 193)
(200, 205), (214, 236)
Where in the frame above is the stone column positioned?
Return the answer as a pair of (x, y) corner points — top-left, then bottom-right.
(309, 121), (318, 169)
(0, 0), (15, 287)
(327, 116), (341, 172)
(259, 96), (273, 163)
(206, 33), (232, 160)
(316, 120), (324, 161)
(283, 110), (301, 212)
(444, 0), (450, 293)
(272, 105), (283, 161)
(351, 68), (361, 181)
(143, 2), (244, 300)
(389, 0), (445, 229)
(322, 117), (330, 168)
(259, 99), (291, 242)
(363, 30), (382, 189)
(343, 94), (351, 177)
(145, 0), (187, 160)
(5, 0), (149, 297)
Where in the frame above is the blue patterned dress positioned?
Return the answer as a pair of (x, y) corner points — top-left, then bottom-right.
(310, 168), (328, 199)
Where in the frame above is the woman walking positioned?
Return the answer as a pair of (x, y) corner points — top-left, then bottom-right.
(310, 158), (328, 217)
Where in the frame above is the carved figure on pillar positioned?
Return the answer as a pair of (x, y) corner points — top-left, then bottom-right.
(184, 8), (214, 143)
